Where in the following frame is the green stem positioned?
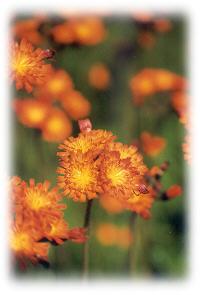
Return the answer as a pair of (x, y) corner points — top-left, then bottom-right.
(82, 199), (93, 278)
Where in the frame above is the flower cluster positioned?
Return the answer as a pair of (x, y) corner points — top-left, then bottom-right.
(129, 68), (186, 105)
(12, 39), (91, 142)
(50, 16), (106, 45)
(57, 120), (155, 218)
(10, 176), (86, 266)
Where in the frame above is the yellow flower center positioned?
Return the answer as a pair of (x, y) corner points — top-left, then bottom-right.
(107, 165), (127, 186)
(25, 188), (50, 211)
(71, 167), (93, 189)
(71, 138), (91, 153)
(47, 117), (64, 133)
(11, 232), (31, 251)
(12, 53), (32, 76)
(27, 107), (46, 123)
(48, 78), (65, 94)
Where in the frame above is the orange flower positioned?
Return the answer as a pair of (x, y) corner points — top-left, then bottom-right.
(11, 39), (52, 93)
(171, 91), (188, 122)
(13, 98), (50, 128)
(57, 129), (115, 160)
(140, 131), (166, 157)
(166, 184), (182, 199)
(182, 134), (191, 163)
(50, 21), (76, 44)
(96, 223), (117, 246)
(15, 179), (66, 224)
(96, 223), (132, 249)
(154, 19), (172, 33)
(99, 193), (125, 214)
(88, 63), (111, 90)
(129, 69), (156, 104)
(106, 142), (148, 175)
(72, 17), (106, 45)
(99, 151), (139, 200)
(153, 69), (186, 92)
(57, 154), (101, 202)
(35, 69), (74, 101)
(10, 220), (49, 264)
(61, 90), (91, 120)
(125, 190), (154, 219)
(130, 68), (186, 105)
(41, 108), (72, 142)
(12, 18), (44, 45)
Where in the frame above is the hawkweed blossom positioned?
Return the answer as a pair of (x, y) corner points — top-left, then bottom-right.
(10, 177), (86, 265)
(140, 131), (166, 157)
(12, 18), (44, 46)
(88, 63), (111, 90)
(96, 223), (133, 249)
(57, 121), (152, 218)
(11, 38), (52, 93)
(51, 17), (106, 45)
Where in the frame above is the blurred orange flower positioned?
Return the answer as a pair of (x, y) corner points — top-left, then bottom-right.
(13, 98), (51, 128)
(99, 193), (125, 214)
(96, 223), (132, 249)
(35, 69), (74, 101)
(41, 108), (72, 142)
(61, 90), (91, 120)
(51, 17), (106, 46)
(72, 17), (106, 45)
(166, 184), (182, 199)
(154, 19), (172, 33)
(171, 91), (188, 123)
(130, 68), (186, 105)
(50, 21), (76, 44)
(88, 63), (111, 90)
(12, 18), (44, 45)
(140, 131), (166, 157)
(11, 39), (52, 93)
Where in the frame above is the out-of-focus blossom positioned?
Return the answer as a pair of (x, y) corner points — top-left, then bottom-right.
(13, 98), (51, 128)
(171, 91), (188, 123)
(12, 18), (44, 45)
(41, 108), (72, 142)
(140, 131), (166, 157)
(51, 17), (106, 45)
(11, 39), (52, 93)
(88, 63), (111, 90)
(182, 134), (191, 163)
(99, 193), (125, 214)
(61, 90), (91, 120)
(130, 68), (186, 105)
(50, 21), (76, 44)
(35, 69), (74, 101)
(166, 184), (182, 199)
(154, 19), (172, 33)
(96, 223), (133, 249)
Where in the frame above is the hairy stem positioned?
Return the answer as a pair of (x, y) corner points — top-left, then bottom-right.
(82, 199), (93, 278)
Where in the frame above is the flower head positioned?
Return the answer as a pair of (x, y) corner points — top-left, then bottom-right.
(99, 151), (138, 200)
(11, 39), (52, 92)
(88, 63), (111, 90)
(41, 108), (72, 142)
(57, 154), (101, 202)
(61, 90), (91, 120)
(13, 98), (51, 128)
(166, 184), (182, 199)
(140, 131), (166, 157)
